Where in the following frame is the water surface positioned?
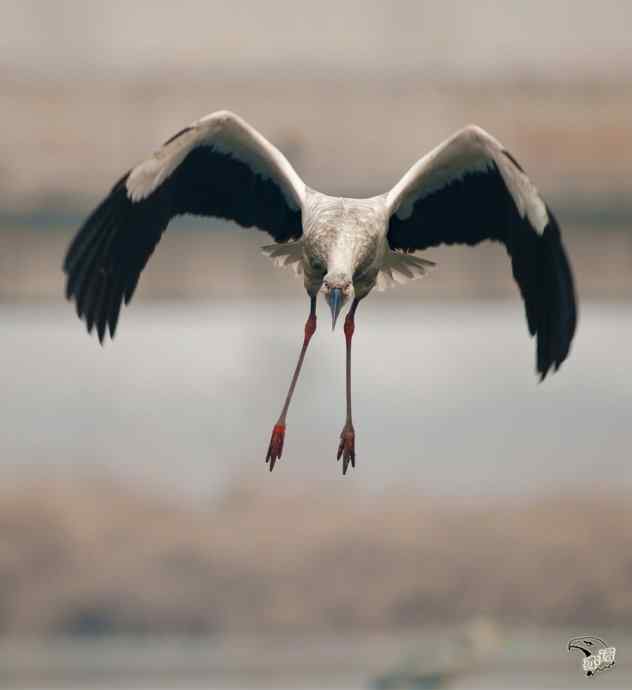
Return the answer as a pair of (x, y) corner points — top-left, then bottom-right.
(2, 301), (629, 497)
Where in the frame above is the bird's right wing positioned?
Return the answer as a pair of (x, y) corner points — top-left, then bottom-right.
(64, 110), (305, 341)
(385, 125), (577, 379)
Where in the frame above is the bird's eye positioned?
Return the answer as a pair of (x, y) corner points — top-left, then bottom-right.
(311, 259), (324, 271)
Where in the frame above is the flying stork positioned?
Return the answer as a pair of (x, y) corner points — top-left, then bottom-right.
(64, 110), (577, 474)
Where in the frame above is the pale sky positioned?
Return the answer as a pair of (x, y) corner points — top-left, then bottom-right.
(2, 0), (632, 78)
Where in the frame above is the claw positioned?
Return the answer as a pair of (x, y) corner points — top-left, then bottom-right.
(265, 423), (286, 470)
(337, 425), (355, 475)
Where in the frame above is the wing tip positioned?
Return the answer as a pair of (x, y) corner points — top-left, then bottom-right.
(63, 177), (135, 344)
(68, 292), (118, 345)
(533, 210), (578, 381)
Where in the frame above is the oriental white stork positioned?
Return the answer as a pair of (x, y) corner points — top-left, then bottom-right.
(64, 110), (577, 474)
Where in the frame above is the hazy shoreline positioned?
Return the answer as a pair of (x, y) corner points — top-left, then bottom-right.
(1, 223), (630, 303)
(1, 470), (630, 638)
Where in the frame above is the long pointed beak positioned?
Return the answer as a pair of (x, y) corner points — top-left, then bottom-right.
(329, 288), (343, 330)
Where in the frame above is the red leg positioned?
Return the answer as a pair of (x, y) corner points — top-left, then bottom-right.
(266, 297), (317, 470)
(337, 299), (359, 474)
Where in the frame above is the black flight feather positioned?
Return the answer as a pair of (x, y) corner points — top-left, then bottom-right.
(387, 161), (577, 378)
(64, 146), (302, 342)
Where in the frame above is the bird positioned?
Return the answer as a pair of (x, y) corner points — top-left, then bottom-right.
(63, 110), (577, 474)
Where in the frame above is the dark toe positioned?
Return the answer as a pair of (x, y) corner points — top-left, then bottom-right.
(265, 424), (286, 470)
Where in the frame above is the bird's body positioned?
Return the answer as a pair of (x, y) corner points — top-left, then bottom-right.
(64, 110), (577, 473)
(302, 191), (387, 300)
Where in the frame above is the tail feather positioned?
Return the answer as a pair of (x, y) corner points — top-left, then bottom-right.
(376, 251), (435, 291)
(261, 240), (304, 276)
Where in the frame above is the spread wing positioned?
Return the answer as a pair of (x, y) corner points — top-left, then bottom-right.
(386, 125), (577, 379)
(64, 110), (305, 341)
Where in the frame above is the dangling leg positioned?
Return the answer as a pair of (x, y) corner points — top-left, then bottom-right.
(337, 298), (359, 474)
(266, 296), (317, 470)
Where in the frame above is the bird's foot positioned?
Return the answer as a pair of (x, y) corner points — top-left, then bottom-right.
(337, 424), (355, 475)
(265, 423), (286, 470)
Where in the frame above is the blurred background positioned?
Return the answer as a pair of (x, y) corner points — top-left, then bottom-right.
(1, 1), (631, 688)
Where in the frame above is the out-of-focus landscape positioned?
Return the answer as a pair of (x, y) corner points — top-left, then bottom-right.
(1, 1), (631, 688)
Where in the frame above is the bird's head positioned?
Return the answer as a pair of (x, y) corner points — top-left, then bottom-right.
(322, 273), (354, 330)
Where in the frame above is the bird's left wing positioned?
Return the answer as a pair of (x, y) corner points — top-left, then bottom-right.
(385, 125), (577, 379)
(64, 110), (305, 341)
